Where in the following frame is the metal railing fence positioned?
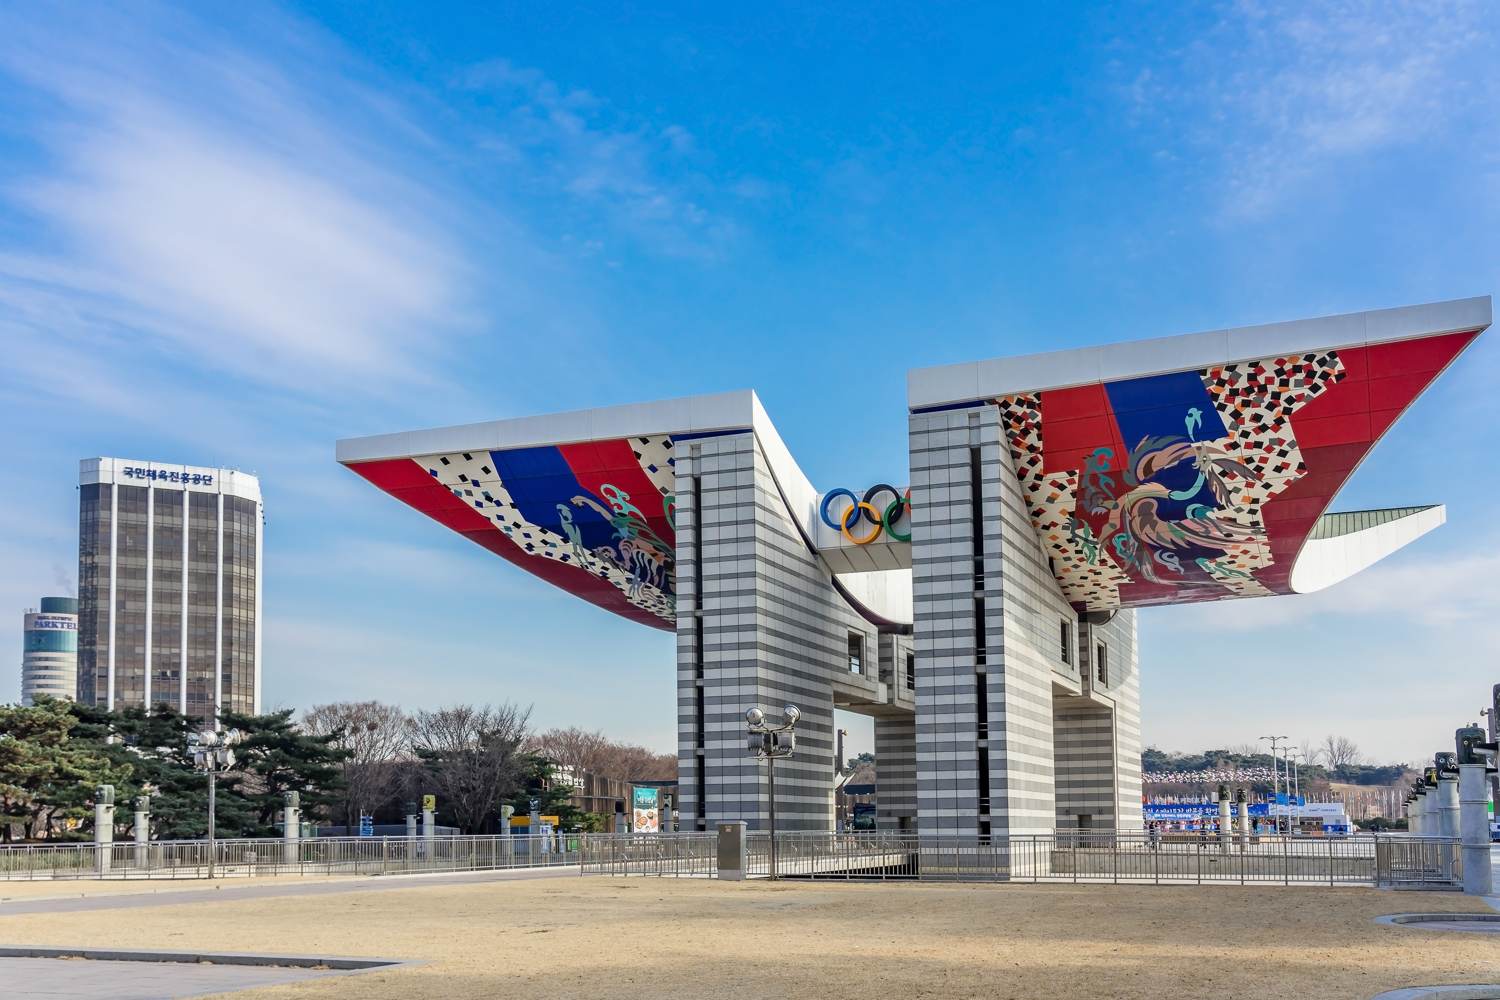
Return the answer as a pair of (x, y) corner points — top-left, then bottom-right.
(578, 833), (718, 877)
(0, 834), (579, 881)
(593, 830), (1462, 888)
(1, 831), (1461, 888)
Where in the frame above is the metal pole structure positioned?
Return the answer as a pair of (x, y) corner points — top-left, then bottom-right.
(746, 705), (798, 881)
(207, 769), (217, 880)
(1289, 752), (1301, 835)
(768, 755), (777, 880)
(1260, 736), (1286, 834)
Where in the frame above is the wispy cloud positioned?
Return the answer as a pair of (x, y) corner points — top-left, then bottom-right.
(1149, 542), (1500, 635)
(0, 5), (475, 398)
(1122, 0), (1495, 218)
(457, 58), (734, 259)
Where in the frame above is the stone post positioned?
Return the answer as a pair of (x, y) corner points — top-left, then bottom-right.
(133, 795), (150, 871)
(422, 795), (436, 860)
(1235, 789), (1250, 849)
(282, 790), (301, 866)
(93, 784), (115, 874)
(1216, 785), (1231, 855)
(500, 805), (515, 865)
(1460, 763), (1493, 895)
(1436, 774), (1460, 841)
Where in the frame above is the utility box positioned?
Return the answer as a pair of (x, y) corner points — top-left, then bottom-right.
(717, 821), (747, 881)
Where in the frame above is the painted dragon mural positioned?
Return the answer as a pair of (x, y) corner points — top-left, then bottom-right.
(996, 330), (1476, 612)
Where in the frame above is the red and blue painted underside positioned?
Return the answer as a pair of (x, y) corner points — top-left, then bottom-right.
(1035, 329), (1478, 607)
(346, 437), (677, 630)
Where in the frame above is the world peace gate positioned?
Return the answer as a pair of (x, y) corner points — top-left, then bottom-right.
(336, 296), (1489, 838)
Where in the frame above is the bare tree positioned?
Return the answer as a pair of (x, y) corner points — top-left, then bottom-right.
(529, 727), (676, 783)
(1320, 735), (1362, 777)
(303, 701), (408, 830)
(1299, 739), (1322, 768)
(407, 703), (531, 834)
(529, 727), (612, 783)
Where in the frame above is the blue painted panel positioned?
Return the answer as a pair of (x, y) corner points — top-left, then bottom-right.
(490, 448), (613, 551)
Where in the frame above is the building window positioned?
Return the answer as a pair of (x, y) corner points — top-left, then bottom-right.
(905, 652), (915, 691)
(1060, 620), (1073, 665)
(1096, 643), (1108, 687)
(848, 632), (864, 675)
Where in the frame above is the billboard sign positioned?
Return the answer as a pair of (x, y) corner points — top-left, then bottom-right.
(632, 786), (660, 833)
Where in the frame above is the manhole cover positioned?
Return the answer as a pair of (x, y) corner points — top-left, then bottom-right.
(1376, 913), (1500, 935)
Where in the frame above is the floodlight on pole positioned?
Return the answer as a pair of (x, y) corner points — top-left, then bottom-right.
(746, 703), (800, 879)
(189, 728), (242, 879)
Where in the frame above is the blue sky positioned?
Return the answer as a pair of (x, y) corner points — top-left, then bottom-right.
(1, 1), (1496, 766)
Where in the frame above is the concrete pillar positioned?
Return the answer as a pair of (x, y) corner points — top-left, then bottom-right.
(132, 795), (149, 870)
(1235, 789), (1250, 849)
(282, 791), (301, 866)
(1460, 764), (1493, 896)
(422, 800), (436, 858)
(874, 716), (917, 830)
(1412, 791), (1427, 836)
(1436, 775), (1460, 841)
(673, 434), (845, 833)
(93, 785), (115, 874)
(1217, 788), (1231, 855)
(405, 810), (418, 842)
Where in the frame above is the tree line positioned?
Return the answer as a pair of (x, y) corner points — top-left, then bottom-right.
(1142, 735), (1409, 787)
(1, 698), (676, 842)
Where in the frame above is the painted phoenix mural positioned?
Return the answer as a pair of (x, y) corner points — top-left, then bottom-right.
(996, 330), (1477, 612)
(347, 435), (679, 629)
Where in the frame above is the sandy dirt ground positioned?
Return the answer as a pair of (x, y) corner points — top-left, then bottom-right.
(0, 873), (350, 903)
(3, 876), (1498, 1000)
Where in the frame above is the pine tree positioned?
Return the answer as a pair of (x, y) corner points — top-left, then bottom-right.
(0, 699), (132, 841)
(219, 709), (349, 834)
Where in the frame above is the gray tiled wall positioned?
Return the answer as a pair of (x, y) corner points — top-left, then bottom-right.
(674, 432), (883, 831)
(909, 404), (1141, 837)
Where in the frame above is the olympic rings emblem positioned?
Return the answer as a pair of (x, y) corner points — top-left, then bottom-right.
(818, 484), (912, 545)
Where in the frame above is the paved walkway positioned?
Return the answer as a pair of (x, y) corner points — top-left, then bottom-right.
(0, 865), (577, 916)
(3, 955), (360, 998)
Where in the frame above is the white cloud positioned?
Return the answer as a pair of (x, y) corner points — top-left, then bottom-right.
(1123, 0), (1495, 218)
(0, 7), (474, 396)
(457, 58), (733, 259)
(1147, 543), (1500, 635)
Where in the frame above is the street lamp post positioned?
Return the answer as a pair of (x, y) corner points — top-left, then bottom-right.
(1260, 736), (1287, 834)
(1287, 751), (1302, 835)
(746, 705), (800, 880)
(191, 729), (242, 879)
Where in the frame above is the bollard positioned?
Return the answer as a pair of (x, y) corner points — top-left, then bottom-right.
(1436, 775), (1460, 840)
(1460, 763), (1493, 894)
(717, 820), (747, 880)
(1217, 785), (1231, 856)
(282, 791), (301, 867)
(133, 795), (150, 871)
(94, 785), (115, 874)
(422, 794), (436, 861)
(500, 805), (515, 865)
